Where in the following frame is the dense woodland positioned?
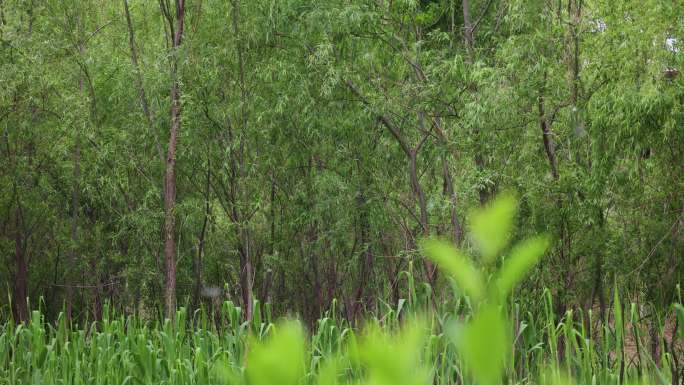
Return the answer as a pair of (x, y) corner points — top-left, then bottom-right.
(1, 0), (683, 331)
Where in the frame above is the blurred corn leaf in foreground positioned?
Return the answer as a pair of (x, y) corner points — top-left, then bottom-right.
(423, 193), (550, 385)
(354, 319), (431, 385)
(469, 193), (518, 262)
(448, 304), (509, 385)
(246, 321), (306, 385)
(420, 240), (485, 302)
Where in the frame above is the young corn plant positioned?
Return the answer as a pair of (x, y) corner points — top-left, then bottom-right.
(421, 193), (550, 385)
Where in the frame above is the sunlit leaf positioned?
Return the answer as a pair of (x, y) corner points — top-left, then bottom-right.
(421, 239), (485, 301)
(470, 193), (517, 262)
(495, 235), (550, 297)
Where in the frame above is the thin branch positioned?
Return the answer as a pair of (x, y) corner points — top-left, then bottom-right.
(345, 79), (412, 156)
(472, 0), (494, 35)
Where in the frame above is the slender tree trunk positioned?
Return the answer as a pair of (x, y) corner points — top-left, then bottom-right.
(311, 246), (323, 321)
(66, 39), (85, 324)
(590, 209), (606, 324)
(462, 0), (474, 51)
(91, 257), (103, 323)
(230, 0), (254, 323)
(538, 75), (573, 361)
(123, 0), (164, 164)
(163, 94), (179, 320)
(442, 157), (462, 244)
(261, 131), (277, 304)
(0, 0), (5, 31)
(193, 163), (211, 309)
(462, 0), (490, 205)
(162, 0), (185, 320)
(118, 7), (167, 313)
(261, 268), (273, 305)
(650, 319), (662, 368)
(345, 80), (435, 285)
(407, 52), (464, 248)
(240, 252), (254, 320)
(13, 213), (28, 323)
(409, 150), (428, 236)
(65, 137), (80, 323)
(568, 0), (581, 108)
(538, 89), (559, 181)
(351, 164), (373, 322)
(409, 147), (435, 284)
(381, 234), (401, 307)
(260, 166), (276, 304)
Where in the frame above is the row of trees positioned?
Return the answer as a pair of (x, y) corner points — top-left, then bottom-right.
(1, 0), (682, 327)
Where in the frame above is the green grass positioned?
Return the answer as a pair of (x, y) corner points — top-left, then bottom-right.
(0, 295), (681, 385)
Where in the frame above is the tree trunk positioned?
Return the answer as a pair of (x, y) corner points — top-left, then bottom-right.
(123, 0), (164, 164)
(66, 38), (85, 324)
(162, 0), (185, 320)
(345, 80), (436, 285)
(409, 147), (435, 284)
(13, 216), (28, 323)
(462, 0), (474, 51)
(351, 167), (374, 322)
(462, 0), (490, 205)
(260, 167), (276, 304)
(193, 163), (211, 310)
(538, 88), (559, 181)
(240, 252), (254, 322)
(442, 157), (462, 244)
(91, 257), (103, 323)
(650, 319), (662, 368)
(65, 134), (80, 323)
(538, 76), (573, 362)
(230, 0), (254, 323)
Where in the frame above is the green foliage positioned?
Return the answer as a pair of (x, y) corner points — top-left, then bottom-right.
(0, 0), (683, 383)
(1, 0), (682, 330)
